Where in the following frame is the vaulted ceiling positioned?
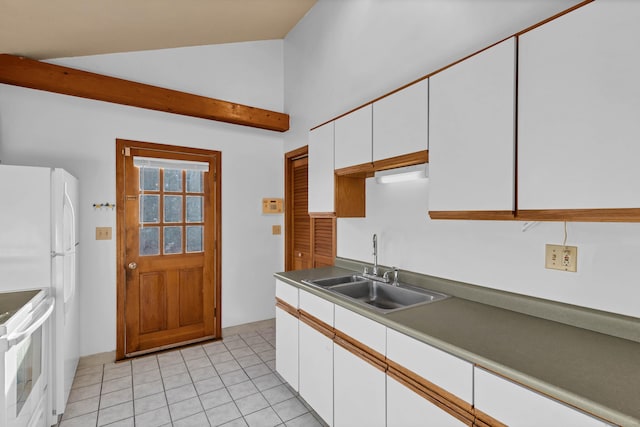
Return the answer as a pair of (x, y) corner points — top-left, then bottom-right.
(0, 0), (316, 59)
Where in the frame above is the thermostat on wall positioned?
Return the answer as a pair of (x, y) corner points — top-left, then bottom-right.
(262, 198), (283, 214)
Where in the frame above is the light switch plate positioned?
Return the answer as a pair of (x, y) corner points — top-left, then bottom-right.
(272, 225), (282, 235)
(545, 244), (577, 272)
(96, 227), (112, 240)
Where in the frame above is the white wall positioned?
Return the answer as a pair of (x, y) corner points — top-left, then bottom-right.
(0, 40), (285, 356)
(284, 0), (640, 319)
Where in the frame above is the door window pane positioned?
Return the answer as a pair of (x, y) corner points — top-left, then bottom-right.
(186, 170), (203, 193)
(186, 226), (203, 253)
(164, 195), (182, 223)
(140, 227), (160, 256)
(164, 169), (182, 192)
(140, 195), (159, 223)
(164, 226), (182, 254)
(186, 196), (203, 223)
(140, 167), (160, 191)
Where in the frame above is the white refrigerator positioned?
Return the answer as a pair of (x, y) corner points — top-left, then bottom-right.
(0, 165), (80, 426)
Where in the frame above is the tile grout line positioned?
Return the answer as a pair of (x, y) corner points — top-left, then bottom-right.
(64, 323), (323, 427)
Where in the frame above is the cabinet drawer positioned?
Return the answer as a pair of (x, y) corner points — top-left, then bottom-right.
(299, 289), (334, 326)
(387, 328), (472, 403)
(334, 305), (385, 355)
(474, 367), (608, 426)
(275, 279), (298, 308)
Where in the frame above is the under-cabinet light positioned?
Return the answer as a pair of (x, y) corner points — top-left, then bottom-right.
(374, 164), (428, 184)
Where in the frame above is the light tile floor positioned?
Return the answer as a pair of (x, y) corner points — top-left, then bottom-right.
(60, 320), (327, 427)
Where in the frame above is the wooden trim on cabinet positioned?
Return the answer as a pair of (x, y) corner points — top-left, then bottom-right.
(333, 330), (386, 373)
(335, 162), (374, 177)
(387, 360), (475, 426)
(0, 54), (289, 132)
(516, 0), (594, 35)
(275, 298), (299, 318)
(516, 208), (640, 222)
(373, 150), (429, 172)
(298, 310), (335, 340)
(473, 409), (508, 427)
(308, 212), (337, 219)
(429, 211), (515, 221)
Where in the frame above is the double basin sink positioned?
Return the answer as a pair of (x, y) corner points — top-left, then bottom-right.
(302, 274), (448, 314)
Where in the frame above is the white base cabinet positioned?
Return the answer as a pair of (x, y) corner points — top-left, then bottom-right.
(386, 375), (466, 427)
(474, 368), (608, 427)
(299, 321), (333, 425)
(333, 306), (386, 427)
(274, 308), (298, 392)
(275, 280), (299, 392)
(334, 343), (386, 427)
(298, 289), (334, 425)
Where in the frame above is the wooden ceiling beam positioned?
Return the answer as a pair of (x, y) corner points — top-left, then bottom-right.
(0, 54), (289, 132)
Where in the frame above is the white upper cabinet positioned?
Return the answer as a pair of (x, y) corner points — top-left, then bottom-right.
(373, 79), (429, 161)
(308, 122), (335, 213)
(518, 0), (640, 210)
(428, 37), (516, 213)
(334, 104), (372, 170)
(474, 368), (608, 426)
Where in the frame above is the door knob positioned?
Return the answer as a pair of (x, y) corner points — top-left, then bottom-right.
(128, 262), (138, 270)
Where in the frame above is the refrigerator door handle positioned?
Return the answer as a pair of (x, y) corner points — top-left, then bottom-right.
(63, 183), (77, 309)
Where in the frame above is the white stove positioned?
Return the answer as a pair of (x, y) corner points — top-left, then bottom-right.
(0, 289), (54, 427)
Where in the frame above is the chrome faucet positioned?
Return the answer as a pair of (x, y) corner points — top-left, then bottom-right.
(372, 234), (379, 276)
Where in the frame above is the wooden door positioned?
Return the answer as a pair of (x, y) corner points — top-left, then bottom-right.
(116, 139), (221, 359)
(285, 147), (312, 271)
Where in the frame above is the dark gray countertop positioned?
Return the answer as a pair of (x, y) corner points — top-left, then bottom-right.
(274, 266), (640, 426)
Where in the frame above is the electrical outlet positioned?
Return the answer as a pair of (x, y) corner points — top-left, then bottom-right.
(96, 227), (112, 240)
(272, 225), (281, 235)
(545, 244), (577, 272)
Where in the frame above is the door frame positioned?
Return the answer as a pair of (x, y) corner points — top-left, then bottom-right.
(284, 146), (308, 271)
(115, 138), (222, 360)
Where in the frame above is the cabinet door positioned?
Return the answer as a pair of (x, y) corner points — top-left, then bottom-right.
(518, 1), (640, 210)
(275, 280), (298, 391)
(299, 322), (333, 425)
(309, 122), (335, 213)
(387, 375), (467, 427)
(275, 307), (298, 392)
(474, 368), (607, 426)
(334, 105), (372, 170)
(429, 37), (516, 214)
(334, 343), (385, 427)
(373, 79), (429, 161)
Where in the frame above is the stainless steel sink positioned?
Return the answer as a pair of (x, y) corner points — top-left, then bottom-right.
(302, 275), (448, 313)
(330, 281), (447, 313)
(302, 275), (364, 288)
